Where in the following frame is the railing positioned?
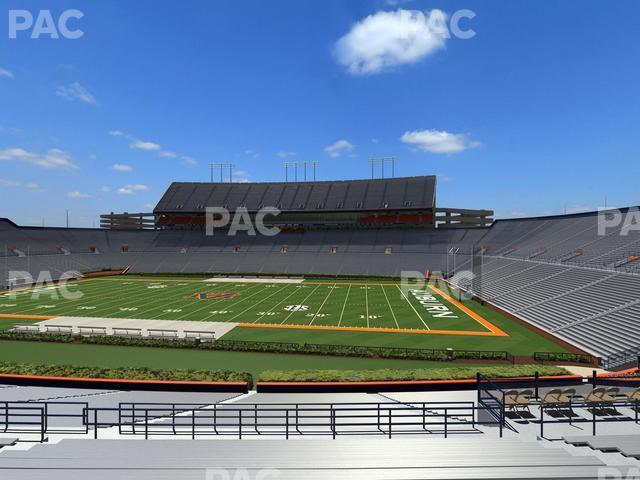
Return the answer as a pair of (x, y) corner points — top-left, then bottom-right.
(0, 401), (90, 441)
(536, 396), (640, 439)
(476, 374), (508, 437)
(0, 400), (503, 442)
(87, 401), (481, 440)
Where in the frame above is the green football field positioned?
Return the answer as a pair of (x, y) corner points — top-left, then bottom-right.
(0, 276), (501, 335)
(0, 276), (570, 365)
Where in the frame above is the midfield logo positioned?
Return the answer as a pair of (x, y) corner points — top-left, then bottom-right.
(192, 291), (240, 300)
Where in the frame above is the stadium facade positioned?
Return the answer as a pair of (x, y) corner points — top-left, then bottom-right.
(2, 175), (640, 362)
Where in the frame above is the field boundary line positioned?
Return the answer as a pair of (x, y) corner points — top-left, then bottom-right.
(0, 314), (54, 320)
(237, 322), (505, 336)
(428, 285), (509, 337)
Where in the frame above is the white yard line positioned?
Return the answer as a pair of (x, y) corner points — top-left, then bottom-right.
(308, 284), (336, 325)
(227, 284), (290, 321)
(252, 285), (300, 323)
(396, 285), (430, 330)
(280, 285), (321, 324)
(381, 285), (400, 329)
(166, 283), (245, 320)
(6, 280), (131, 314)
(337, 285), (352, 327)
(365, 285), (370, 328)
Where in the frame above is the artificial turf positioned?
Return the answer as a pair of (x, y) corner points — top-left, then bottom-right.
(0, 276), (568, 357)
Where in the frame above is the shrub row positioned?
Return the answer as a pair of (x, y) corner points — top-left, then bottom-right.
(533, 351), (594, 364)
(0, 331), (514, 363)
(259, 365), (570, 383)
(0, 361), (252, 384)
(0, 361), (568, 385)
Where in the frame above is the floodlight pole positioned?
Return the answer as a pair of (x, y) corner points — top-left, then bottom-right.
(284, 162), (290, 182)
(303, 161), (307, 182)
(312, 162), (318, 181)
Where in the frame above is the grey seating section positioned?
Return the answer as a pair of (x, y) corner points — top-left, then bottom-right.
(2, 205), (640, 359)
(154, 176), (437, 213)
(565, 435), (640, 459)
(0, 437), (633, 480)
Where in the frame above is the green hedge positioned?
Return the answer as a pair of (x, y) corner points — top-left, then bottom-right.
(0, 361), (251, 384)
(259, 365), (570, 383)
(0, 332), (514, 363)
(533, 351), (594, 364)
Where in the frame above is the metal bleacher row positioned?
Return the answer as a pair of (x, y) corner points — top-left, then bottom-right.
(1, 206), (640, 360)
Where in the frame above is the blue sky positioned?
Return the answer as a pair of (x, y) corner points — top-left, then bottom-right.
(1, 0), (639, 227)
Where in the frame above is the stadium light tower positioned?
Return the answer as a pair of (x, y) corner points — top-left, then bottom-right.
(369, 157), (397, 179)
(209, 163), (234, 183)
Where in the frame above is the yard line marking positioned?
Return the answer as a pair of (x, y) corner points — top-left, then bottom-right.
(364, 285), (370, 328)
(227, 284), (290, 322)
(280, 284), (321, 324)
(166, 283), (247, 320)
(100, 282), (209, 319)
(428, 284), (508, 337)
(308, 284), (336, 325)
(338, 285), (351, 327)
(252, 285), (300, 323)
(381, 285), (400, 329)
(396, 285), (430, 330)
(7, 279), (144, 315)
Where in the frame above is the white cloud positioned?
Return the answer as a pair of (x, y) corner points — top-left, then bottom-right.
(244, 149), (260, 159)
(565, 205), (592, 215)
(324, 139), (354, 158)
(129, 140), (161, 151)
(67, 191), (90, 199)
(0, 68), (14, 79)
(117, 184), (149, 195)
(100, 186), (110, 193)
(436, 173), (452, 182)
(0, 148), (78, 170)
(88, 153), (97, 160)
(335, 9), (449, 75)
(232, 170), (252, 183)
(386, 0), (413, 5)
(55, 82), (97, 105)
(0, 179), (44, 192)
(277, 150), (296, 159)
(401, 129), (480, 154)
(113, 163), (133, 172)
(110, 130), (197, 165)
(0, 179), (21, 188)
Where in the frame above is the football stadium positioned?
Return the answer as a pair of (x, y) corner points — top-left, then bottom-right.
(1, 1), (639, 479)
